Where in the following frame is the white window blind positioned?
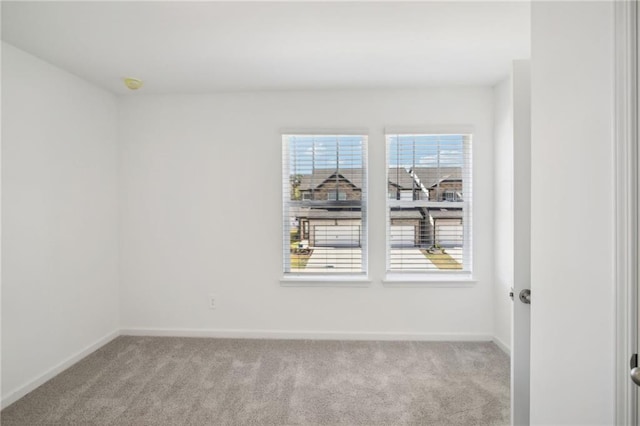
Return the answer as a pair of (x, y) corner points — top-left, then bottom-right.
(386, 133), (472, 274)
(282, 134), (367, 276)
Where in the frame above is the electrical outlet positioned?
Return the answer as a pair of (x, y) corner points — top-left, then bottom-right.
(208, 295), (217, 310)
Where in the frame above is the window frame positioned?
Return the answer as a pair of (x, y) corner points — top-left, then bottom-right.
(384, 128), (473, 282)
(281, 131), (369, 284)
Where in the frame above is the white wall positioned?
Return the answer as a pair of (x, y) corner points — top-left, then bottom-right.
(1, 43), (119, 406)
(493, 76), (513, 353)
(118, 88), (496, 337)
(530, 2), (614, 424)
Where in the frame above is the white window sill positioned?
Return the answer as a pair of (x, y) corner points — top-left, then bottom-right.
(280, 275), (371, 287)
(383, 273), (476, 287)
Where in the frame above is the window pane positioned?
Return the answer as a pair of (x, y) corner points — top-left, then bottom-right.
(386, 134), (471, 273)
(283, 135), (367, 275)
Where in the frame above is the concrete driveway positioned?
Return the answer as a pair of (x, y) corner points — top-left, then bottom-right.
(305, 247), (363, 273)
(304, 247), (444, 272)
(389, 248), (435, 270)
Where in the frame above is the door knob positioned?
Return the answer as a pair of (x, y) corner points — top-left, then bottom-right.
(519, 289), (531, 304)
(631, 367), (640, 386)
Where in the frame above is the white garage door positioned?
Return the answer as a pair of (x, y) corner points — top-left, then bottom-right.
(314, 225), (360, 247)
(390, 225), (415, 247)
(436, 223), (463, 247)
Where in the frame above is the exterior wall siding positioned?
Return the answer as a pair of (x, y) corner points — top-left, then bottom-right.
(429, 180), (463, 201)
(312, 181), (361, 201)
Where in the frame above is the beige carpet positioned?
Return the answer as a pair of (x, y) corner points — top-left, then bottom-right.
(1, 336), (509, 425)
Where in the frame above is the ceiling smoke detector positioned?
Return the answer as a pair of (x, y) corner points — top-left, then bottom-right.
(123, 77), (143, 90)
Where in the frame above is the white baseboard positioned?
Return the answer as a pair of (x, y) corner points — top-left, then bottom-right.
(120, 327), (494, 342)
(492, 336), (511, 355)
(1, 330), (120, 410)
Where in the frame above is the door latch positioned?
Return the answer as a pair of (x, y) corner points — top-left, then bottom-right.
(630, 354), (640, 386)
(519, 289), (531, 304)
(509, 288), (514, 300)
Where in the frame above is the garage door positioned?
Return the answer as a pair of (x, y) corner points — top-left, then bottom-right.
(390, 225), (415, 247)
(436, 223), (463, 247)
(313, 225), (360, 247)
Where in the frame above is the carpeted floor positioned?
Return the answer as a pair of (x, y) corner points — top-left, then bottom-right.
(1, 336), (510, 425)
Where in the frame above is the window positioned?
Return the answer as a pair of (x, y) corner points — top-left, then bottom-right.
(443, 190), (461, 202)
(327, 191), (347, 201)
(283, 134), (367, 276)
(386, 133), (472, 275)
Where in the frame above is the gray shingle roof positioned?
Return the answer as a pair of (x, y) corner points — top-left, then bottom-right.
(306, 210), (362, 219)
(410, 167), (462, 189)
(293, 167), (462, 191)
(297, 169), (364, 191)
(389, 209), (424, 219)
(299, 208), (422, 220)
(387, 168), (415, 189)
(428, 208), (463, 219)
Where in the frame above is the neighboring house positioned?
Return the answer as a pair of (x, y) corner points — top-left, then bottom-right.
(292, 167), (463, 248)
(298, 169), (363, 201)
(414, 167), (464, 202)
(428, 207), (464, 248)
(387, 167), (463, 202)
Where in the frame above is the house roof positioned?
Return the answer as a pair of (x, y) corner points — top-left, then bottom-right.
(295, 167), (462, 191)
(428, 208), (463, 219)
(297, 169), (364, 191)
(300, 209), (422, 220)
(306, 210), (361, 219)
(389, 210), (424, 219)
(387, 168), (416, 189)
(410, 167), (462, 189)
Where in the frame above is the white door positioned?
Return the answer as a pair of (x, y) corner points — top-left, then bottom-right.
(619, 3), (640, 421)
(512, 60), (531, 425)
(390, 225), (415, 247)
(313, 225), (360, 247)
(633, 3), (640, 421)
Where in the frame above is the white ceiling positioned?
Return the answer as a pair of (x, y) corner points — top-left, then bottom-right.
(2, 1), (530, 95)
